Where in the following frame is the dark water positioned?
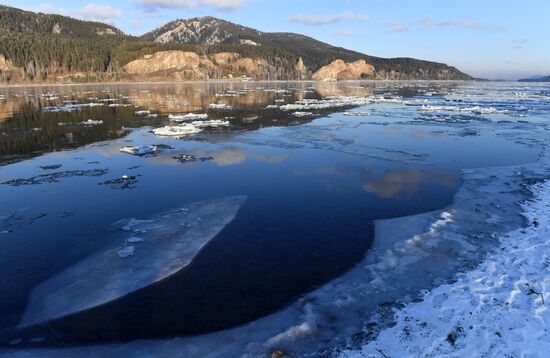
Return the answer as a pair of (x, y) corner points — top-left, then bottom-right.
(0, 82), (539, 345)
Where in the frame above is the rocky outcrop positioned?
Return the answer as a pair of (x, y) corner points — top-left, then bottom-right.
(123, 51), (214, 77)
(212, 52), (239, 66)
(312, 59), (375, 81)
(123, 50), (273, 80)
(295, 57), (308, 80)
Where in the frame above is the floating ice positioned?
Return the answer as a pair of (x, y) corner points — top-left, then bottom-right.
(18, 196), (247, 328)
(117, 246), (135, 258)
(57, 119), (103, 127)
(209, 103), (232, 110)
(44, 103), (104, 113)
(343, 112), (371, 117)
(292, 112), (314, 117)
(419, 105), (509, 115)
(119, 144), (172, 156)
(190, 120), (230, 128)
(168, 113), (208, 121)
(153, 125), (203, 137)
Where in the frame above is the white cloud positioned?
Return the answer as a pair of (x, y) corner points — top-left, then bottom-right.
(32, 3), (122, 22)
(72, 4), (122, 21)
(512, 38), (528, 49)
(420, 17), (505, 33)
(333, 30), (353, 37)
(289, 12), (368, 26)
(136, 0), (245, 11)
(384, 21), (409, 33)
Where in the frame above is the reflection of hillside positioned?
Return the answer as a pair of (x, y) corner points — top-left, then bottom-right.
(0, 82), (455, 166)
(0, 100), (19, 122)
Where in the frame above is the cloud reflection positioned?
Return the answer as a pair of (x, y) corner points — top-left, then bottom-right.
(362, 168), (426, 198)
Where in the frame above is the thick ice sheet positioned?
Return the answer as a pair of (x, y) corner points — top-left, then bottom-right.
(18, 196), (246, 328)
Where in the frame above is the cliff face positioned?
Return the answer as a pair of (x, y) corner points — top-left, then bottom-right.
(122, 51), (273, 80)
(312, 60), (375, 81)
(123, 51), (214, 79)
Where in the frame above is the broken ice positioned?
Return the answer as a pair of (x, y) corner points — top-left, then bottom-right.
(18, 196), (247, 328)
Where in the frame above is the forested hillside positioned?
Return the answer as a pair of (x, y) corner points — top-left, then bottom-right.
(0, 5), (472, 82)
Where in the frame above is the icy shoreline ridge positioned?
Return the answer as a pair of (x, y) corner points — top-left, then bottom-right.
(341, 180), (550, 357)
(18, 196), (247, 328)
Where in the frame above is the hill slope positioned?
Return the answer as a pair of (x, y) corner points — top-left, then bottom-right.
(141, 17), (472, 80)
(0, 5), (123, 37)
(0, 6), (472, 82)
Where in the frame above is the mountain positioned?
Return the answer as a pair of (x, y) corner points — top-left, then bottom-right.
(141, 17), (472, 81)
(518, 75), (550, 82)
(0, 6), (472, 83)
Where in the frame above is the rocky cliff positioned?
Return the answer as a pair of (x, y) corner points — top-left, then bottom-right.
(312, 60), (375, 81)
(123, 51), (273, 80)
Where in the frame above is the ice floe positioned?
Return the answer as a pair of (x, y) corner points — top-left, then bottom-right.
(168, 113), (208, 122)
(57, 119), (103, 127)
(209, 103), (232, 110)
(119, 144), (173, 156)
(292, 112), (314, 117)
(17, 196), (247, 328)
(419, 105), (509, 115)
(153, 125), (203, 137)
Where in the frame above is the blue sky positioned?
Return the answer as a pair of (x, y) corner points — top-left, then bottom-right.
(5, 0), (549, 79)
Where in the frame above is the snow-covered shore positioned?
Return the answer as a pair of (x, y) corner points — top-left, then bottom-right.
(342, 180), (550, 358)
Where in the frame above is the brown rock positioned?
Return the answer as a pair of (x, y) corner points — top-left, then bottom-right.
(123, 51), (214, 75)
(212, 52), (240, 66)
(312, 59), (375, 81)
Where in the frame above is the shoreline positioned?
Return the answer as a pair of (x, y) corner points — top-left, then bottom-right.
(342, 180), (550, 357)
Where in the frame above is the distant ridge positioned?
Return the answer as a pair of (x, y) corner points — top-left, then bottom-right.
(518, 75), (550, 82)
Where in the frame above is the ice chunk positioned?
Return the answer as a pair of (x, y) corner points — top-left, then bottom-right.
(117, 246), (135, 258)
(18, 196), (247, 328)
(209, 103), (232, 110)
(119, 144), (172, 156)
(292, 112), (314, 117)
(190, 120), (230, 128)
(168, 113), (208, 121)
(120, 146), (157, 156)
(153, 125), (202, 137)
(57, 119), (103, 127)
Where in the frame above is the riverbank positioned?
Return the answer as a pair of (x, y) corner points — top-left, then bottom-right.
(341, 178), (550, 357)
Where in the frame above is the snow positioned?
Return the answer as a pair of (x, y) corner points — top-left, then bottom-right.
(17, 196), (247, 328)
(341, 180), (550, 358)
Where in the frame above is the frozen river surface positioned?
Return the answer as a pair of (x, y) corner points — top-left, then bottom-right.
(0, 81), (548, 356)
